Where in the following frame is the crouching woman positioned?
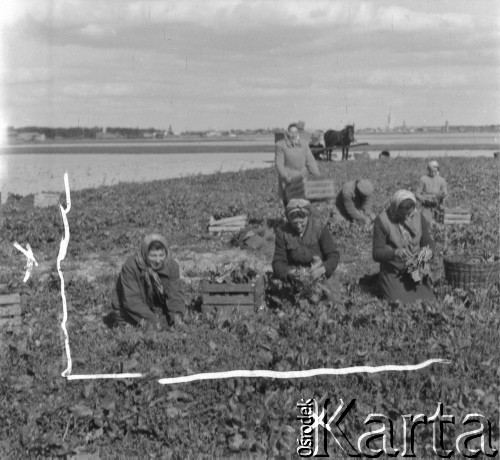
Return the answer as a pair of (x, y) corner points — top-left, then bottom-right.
(272, 199), (341, 305)
(110, 234), (186, 327)
(372, 190), (435, 304)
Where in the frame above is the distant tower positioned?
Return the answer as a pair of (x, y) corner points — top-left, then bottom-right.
(167, 125), (174, 136)
(444, 120), (449, 133)
(103, 126), (107, 134)
(387, 110), (394, 131)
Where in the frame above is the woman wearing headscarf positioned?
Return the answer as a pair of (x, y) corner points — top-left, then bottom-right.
(275, 123), (321, 205)
(110, 234), (186, 327)
(415, 160), (448, 223)
(272, 198), (341, 304)
(372, 190), (435, 304)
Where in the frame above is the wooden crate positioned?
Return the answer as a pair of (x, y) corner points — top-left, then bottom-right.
(0, 293), (22, 330)
(202, 276), (265, 315)
(34, 192), (60, 208)
(304, 178), (335, 201)
(285, 178), (336, 202)
(285, 179), (306, 201)
(443, 207), (471, 225)
(208, 214), (248, 234)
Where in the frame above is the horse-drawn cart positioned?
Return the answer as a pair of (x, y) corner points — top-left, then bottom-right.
(274, 126), (368, 161)
(310, 142), (370, 161)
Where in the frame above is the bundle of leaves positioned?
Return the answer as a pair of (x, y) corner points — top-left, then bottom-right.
(207, 261), (258, 284)
(290, 268), (330, 305)
(212, 205), (244, 220)
(402, 247), (433, 283)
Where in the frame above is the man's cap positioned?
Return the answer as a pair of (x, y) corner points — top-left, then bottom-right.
(356, 179), (374, 196)
(428, 160), (439, 170)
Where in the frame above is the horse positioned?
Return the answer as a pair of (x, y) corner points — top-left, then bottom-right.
(323, 125), (355, 161)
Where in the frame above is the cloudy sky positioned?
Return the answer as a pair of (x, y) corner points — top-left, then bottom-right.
(1, 0), (499, 132)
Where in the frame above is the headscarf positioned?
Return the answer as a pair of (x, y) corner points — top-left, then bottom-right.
(286, 198), (311, 216)
(135, 233), (169, 303)
(388, 190), (419, 239)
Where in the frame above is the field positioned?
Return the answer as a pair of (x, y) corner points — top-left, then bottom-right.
(0, 156), (499, 458)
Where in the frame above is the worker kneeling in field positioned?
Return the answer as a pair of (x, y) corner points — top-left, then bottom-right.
(110, 234), (186, 328)
(272, 199), (342, 305)
(372, 190), (435, 304)
(333, 179), (375, 225)
(415, 160), (448, 224)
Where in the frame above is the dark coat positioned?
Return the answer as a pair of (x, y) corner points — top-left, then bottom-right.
(272, 215), (340, 281)
(111, 255), (186, 327)
(372, 211), (435, 303)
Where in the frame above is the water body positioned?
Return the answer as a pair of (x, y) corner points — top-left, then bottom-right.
(1, 133), (498, 199)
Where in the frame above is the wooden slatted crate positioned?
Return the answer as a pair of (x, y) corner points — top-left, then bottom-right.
(285, 179), (306, 201)
(443, 207), (471, 225)
(202, 276), (265, 315)
(285, 178), (336, 202)
(0, 293), (22, 330)
(304, 178), (335, 201)
(208, 214), (248, 234)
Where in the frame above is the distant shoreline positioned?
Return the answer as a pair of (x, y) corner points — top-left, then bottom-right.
(2, 143), (499, 154)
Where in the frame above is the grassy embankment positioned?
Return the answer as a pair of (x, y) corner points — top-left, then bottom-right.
(0, 156), (499, 457)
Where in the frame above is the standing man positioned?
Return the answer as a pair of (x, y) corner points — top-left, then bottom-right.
(415, 160), (448, 223)
(275, 123), (321, 205)
(334, 179), (375, 225)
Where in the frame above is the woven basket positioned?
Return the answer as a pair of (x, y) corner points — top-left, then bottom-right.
(443, 255), (500, 289)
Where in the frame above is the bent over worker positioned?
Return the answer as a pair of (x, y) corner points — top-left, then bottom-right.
(334, 179), (375, 225)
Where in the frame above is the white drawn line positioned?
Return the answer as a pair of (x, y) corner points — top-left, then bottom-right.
(156, 359), (450, 385)
(58, 173), (72, 378)
(13, 242), (38, 282)
(67, 373), (143, 380)
(64, 360), (448, 383)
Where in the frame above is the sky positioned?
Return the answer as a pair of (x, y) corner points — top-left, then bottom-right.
(0, 0), (499, 132)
